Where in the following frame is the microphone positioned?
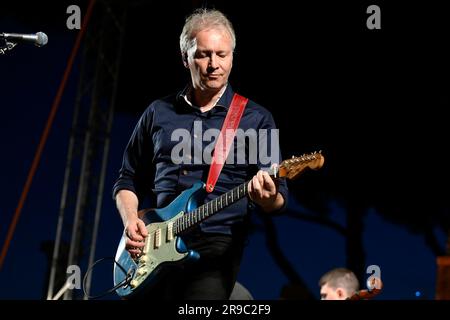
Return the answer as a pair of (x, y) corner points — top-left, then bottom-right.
(0, 32), (48, 47)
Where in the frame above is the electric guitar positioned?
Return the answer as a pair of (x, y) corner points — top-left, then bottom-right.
(113, 151), (325, 298)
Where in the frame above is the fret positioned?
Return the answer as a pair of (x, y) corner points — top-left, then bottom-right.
(209, 202), (213, 215)
(228, 192), (232, 204)
(193, 210), (197, 224)
(240, 184), (245, 197)
(233, 188), (238, 201)
(201, 205), (205, 219)
(224, 193), (229, 206)
(214, 198), (218, 212)
(187, 214), (191, 228)
(231, 189), (234, 202)
(205, 204), (209, 217)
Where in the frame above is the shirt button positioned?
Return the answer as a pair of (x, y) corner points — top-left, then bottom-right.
(182, 169), (189, 175)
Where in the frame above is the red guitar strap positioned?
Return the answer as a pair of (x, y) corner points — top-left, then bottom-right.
(205, 93), (248, 193)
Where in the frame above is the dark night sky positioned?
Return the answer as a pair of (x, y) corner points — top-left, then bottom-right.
(0, 0), (449, 300)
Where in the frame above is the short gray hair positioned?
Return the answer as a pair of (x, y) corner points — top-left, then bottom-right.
(319, 268), (359, 294)
(179, 8), (236, 57)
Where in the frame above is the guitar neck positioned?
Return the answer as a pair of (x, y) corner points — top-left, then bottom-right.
(169, 150), (325, 235)
(173, 182), (249, 235)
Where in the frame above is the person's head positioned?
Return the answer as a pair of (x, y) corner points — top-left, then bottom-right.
(179, 8), (235, 93)
(319, 268), (359, 300)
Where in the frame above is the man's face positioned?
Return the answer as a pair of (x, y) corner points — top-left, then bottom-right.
(186, 27), (233, 92)
(320, 284), (348, 300)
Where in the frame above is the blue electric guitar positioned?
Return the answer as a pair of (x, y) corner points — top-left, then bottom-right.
(113, 152), (324, 298)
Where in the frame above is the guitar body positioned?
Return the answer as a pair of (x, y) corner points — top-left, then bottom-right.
(114, 182), (205, 299)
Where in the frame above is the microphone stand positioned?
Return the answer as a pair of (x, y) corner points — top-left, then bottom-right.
(0, 37), (18, 55)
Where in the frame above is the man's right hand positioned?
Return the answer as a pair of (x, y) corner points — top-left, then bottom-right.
(124, 216), (148, 258)
(115, 190), (148, 258)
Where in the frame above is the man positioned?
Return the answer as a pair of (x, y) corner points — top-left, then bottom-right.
(319, 268), (360, 300)
(113, 8), (288, 299)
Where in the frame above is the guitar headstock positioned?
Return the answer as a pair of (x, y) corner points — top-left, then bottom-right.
(278, 151), (324, 180)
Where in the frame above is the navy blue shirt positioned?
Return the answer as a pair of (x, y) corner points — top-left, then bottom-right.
(113, 85), (288, 234)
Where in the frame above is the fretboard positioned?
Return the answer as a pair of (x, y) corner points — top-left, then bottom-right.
(173, 182), (248, 235)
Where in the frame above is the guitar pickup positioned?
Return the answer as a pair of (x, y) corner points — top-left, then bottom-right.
(167, 222), (174, 242)
(154, 228), (161, 248)
(143, 233), (151, 254)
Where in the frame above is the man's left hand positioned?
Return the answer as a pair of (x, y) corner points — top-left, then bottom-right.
(248, 169), (284, 212)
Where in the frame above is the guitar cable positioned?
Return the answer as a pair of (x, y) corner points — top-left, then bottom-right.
(82, 257), (132, 299)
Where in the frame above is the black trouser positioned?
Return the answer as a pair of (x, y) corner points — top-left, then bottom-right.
(134, 230), (245, 300)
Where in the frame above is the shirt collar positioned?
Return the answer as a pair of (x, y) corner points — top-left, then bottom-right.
(177, 83), (235, 110)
